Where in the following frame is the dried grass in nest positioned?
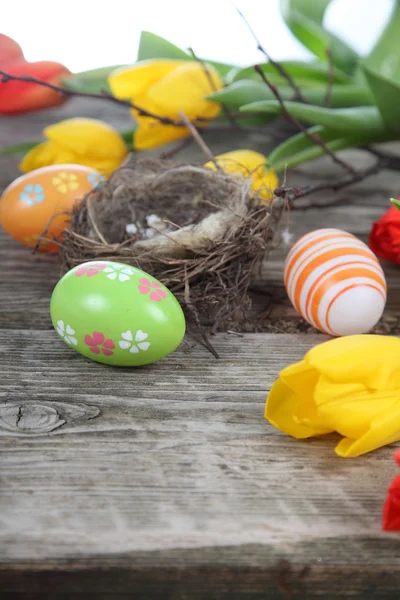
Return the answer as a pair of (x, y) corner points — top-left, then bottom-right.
(61, 156), (284, 349)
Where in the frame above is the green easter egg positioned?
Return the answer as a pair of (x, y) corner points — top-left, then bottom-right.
(50, 260), (186, 366)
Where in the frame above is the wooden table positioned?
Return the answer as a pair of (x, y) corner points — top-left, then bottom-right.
(1, 100), (400, 599)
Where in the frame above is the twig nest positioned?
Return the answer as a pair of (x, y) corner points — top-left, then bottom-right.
(61, 156), (284, 331)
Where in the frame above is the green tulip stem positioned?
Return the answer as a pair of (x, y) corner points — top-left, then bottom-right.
(272, 134), (394, 172)
(0, 141), (40, 156)
(390, 198), (400, 210)
(120, 128), (136, 145)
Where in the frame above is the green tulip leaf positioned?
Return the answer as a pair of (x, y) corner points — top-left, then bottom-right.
(136, 31), (235, 77)
(206, 80), (272, 105)
(366, 0), (400, 83)
(279, 0), (359, 75)
(362, 63), (400, 131)
(271, 136), (356, 172)
(206, 81), (276, 125)
(0, 140), (41, 156)
(307, 84), (373, 107)
(268, 117), (397, 172)
(61, 65), (124, 93)
(268, 125), (337, 167)
(242, 100), (386, 134)
(231, 60), (352, 85)
(137, 31), (190, 61)
(390, 197), (400, 210)
(299, 84), (373, 107)
(203, 60), (236, 77)
(271, 130), (395, 172)
(209, 79), (373, 111)
(284, 0), (332, 23)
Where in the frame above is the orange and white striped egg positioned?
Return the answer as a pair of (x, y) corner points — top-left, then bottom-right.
(284, 228), (386, 336)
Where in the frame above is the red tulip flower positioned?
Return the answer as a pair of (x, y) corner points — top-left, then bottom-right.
(0, 33), (25, 66)
(369, 202), (400, 265)
(0, 33), (70, 114)
(383, 450), (400, 531)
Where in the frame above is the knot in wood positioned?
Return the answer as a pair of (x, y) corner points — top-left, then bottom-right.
(0, 403), (65, 434)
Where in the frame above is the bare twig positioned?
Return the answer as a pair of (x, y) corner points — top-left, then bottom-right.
(292, 196), (348, 210)
(86, 197), (108, 244)
(178, 111), (221, 168)
(0, 68), (271, 132)
(188, 47), (238, 128)
(279, 146), (400, 205)
(184, 267), (220, 359)
(235, 4), (306, 102)
(274, 158), (382, 204)
(0, 68), (185, 126)
(159, 136), (193, 159)
(363, 146), (400, 169)
(254, 65), (356, 175)
(324, 47), (334, 107)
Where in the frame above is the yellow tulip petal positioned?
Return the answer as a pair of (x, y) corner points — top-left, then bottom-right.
(75, 157), (124, 176)
(44, 118), (128, 161)
(141, 62), (223, 121)
(253, 169), (279, 203)
(307, 335), (400, 391)
(316, 381), (399, 438)
(205, 150), (278, 203)
(266, 360), (332, 438)
(265, 335), (400, 458)
(134, 121), (189, 150)
(335, 400), (400, 457)
(206, 150), (268, 178)
(266, 379), (315, 438)
(108, 59), (183, 99)
(20, 141), (121, 177)
(19, 140), (75, 172)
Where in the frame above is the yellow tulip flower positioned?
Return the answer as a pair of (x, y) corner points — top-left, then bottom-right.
(265, 335), (400, 458)
(205, 149), (278, 203)
(20, 118), (128, 176)
(108, 59), (223, 150)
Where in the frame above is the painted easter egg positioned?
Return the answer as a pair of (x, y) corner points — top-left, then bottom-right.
(0, 164), (104, 251)
(50, 260), (186, 366)
(284, 228), (386, 336)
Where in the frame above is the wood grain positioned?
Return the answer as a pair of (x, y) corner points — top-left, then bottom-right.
(2, 99), (400, 598)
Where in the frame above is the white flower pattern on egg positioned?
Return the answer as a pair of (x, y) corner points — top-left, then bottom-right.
(56, 320), (78, 346)
(118, 330), (151, 353)
(103, 264), (135, 282)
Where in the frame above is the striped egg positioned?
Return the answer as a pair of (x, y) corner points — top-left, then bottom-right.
(284, 228), (386, 336)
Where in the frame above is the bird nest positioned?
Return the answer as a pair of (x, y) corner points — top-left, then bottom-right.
(61, 156), (284, 343)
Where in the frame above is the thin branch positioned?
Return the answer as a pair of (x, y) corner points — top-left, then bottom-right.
(188, 47), (238, 129)
(324, 47), (334, 107)
(254, 65), (356, 175)
(363, 146), (400, 169)
(235, 4), (306, 102)
(274, 158), (382, 204)
(178, 111), (221, 169)
(0, 68), (271, 131)
(0, 69), (186, 126)
(159, 136), (193, 159)
(292, 196), (348, 210)
(86, 197), (108, 244)
(184, 266), (219, 359)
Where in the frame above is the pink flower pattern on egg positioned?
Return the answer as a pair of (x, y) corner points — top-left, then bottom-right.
(138, 278), (167, 302)
(84, 332), (115, 356)
(75, 263), (106, 277)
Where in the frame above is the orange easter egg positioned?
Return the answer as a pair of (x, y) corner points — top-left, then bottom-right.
(0, 164), (104, 252)
(284, 228), (387, 336)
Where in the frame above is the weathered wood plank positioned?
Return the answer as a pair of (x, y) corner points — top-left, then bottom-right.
(2, 99), (400, 598)
(0, 329), (399, 565)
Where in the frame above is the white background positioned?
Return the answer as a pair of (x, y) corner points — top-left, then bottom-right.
(2, 0), (395, 72)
